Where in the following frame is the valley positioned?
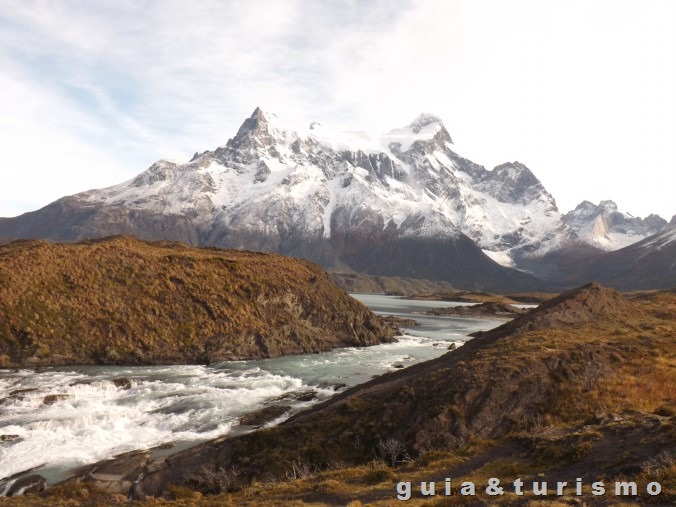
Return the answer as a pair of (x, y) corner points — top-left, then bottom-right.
(2, 282), (673, 505)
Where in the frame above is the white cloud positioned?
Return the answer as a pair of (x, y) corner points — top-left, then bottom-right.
(0, 0), (674, 219)
(0, 57), (140, 216)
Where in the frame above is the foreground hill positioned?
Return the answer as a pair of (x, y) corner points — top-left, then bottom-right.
(39, 283), (673, 505)
(0, 236), (394, 367)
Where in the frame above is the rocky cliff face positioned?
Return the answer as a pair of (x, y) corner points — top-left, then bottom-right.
(564, 200), (668, 251)
(0, 236), (394, 367)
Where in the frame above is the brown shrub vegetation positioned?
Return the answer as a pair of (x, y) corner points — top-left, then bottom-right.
(0, 236), (393, 366)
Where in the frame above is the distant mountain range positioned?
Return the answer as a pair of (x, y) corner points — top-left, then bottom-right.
(555, 225), (676, 290)
(563, 199), (669, 251)
(0, 108), (673, 290)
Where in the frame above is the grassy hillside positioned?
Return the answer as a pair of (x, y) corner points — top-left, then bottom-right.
(0, 236), (394, 367)
(3, 284), (674, 505)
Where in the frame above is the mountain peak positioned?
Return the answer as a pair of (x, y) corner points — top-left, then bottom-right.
(574, 200), (596, 211)
(564, 200), (668, 251)
(384, 113), (453, 149)
(493, 161), (535, 177)
(484, 161), (546, 205)
(227, 107), (294, 150)
(408, 113), (444, 133)
(599, 200), (618, 210)
(567, 199), (667, 224)
(248, 107), (286, 126)
(231, 107), (267, 141)
(251, 106), (265, 118)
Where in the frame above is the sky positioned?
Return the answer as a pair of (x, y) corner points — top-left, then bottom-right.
(1, 0), (674, 220)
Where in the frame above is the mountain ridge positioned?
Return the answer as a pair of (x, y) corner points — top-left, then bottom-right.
(0, 108), (672, 291)
(0, 108), (565, 292)
(564, 199), (668, 251)
(555, 224), (676, 290)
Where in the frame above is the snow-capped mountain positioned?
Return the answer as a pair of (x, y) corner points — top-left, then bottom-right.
(1, 107), (565, 291)
(4, 108), (673, 291)
(84, 108), (572, 264)
(563, 200), (668, 251)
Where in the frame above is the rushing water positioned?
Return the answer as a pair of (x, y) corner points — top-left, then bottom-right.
(0, 294), (501, 485)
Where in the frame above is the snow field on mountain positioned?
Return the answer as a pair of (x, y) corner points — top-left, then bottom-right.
(80, 108), (588, 265)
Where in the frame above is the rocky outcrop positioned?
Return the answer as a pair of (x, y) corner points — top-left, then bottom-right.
(0, 236), (394, 367)
(0, 474), (46, 497)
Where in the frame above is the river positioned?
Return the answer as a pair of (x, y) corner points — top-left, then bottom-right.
(0, 294), (502, 486)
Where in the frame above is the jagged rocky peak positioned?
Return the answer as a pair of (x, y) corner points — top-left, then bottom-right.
(384, 113), (453, 153)
(225, 108), (457, 159)
(408, 113), (445, 134)
(564, 199), (668, 251)
(489, 161), (539, 186)
(236, 106), (271, 133)
(643, 213), (669, 228)
(131, 160), (179, 187)
(596, 204), (671, 232)
(226, 107), (296, 151)
(477, 161), (555, 207)
(576, 200), (630, 213)
(571, 200), (596, 214)
(568, 200), (622, 220)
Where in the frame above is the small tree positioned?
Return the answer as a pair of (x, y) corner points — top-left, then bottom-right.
(285, 460), (319, 480)
(375, 438), (409, 467)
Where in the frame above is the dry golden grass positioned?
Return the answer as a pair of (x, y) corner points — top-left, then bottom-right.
(4, 286), (674, 506)
(0, 236), (393, 367)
